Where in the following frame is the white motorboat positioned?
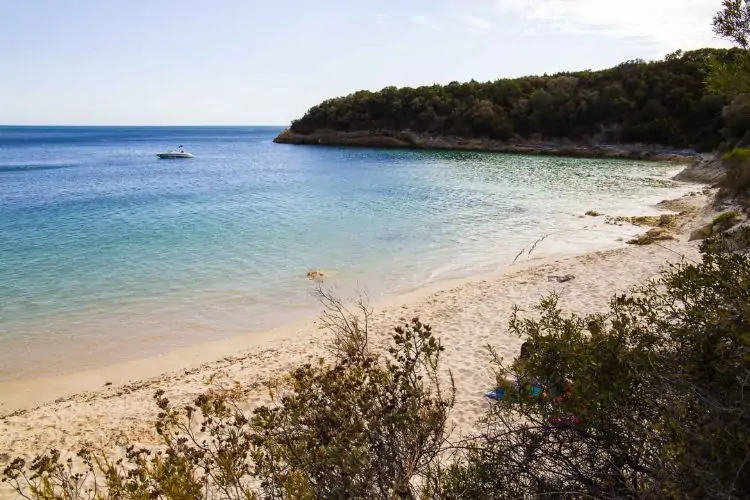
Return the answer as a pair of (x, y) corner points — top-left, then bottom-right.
(156, 146), (194, 159)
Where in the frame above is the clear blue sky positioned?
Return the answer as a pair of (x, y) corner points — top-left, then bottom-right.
(0, 0), (730, 125)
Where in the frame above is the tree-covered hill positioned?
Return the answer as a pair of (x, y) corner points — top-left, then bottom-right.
(286, 49), (747, 152)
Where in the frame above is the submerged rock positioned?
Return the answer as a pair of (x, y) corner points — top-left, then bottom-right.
(628, 228), (675, 246)
(548, 274), (575, 283)
(306, 270), (326, 281)
(608, 214), (678, 228)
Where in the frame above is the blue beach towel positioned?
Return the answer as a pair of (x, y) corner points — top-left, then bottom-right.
(485, 387), (507, 401)
(485, 379), (543, 402)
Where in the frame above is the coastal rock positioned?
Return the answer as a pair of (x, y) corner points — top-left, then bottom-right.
(689, 226), (711, 241)
(557, 274), (575, 283)
(712, 210), (741, 231)
(275, 129), (416, 149)
(628, 228), (674, 246)
(606, 214), (678, 229)
(306, 270), (326, 281)
(723, 222), (750, 252)
(548, 274), (575, 283)
(274, 129), (700, 162)
(690, 210), (742, 241)
(673, 155), (727, 184)
(632, 214), (677, 228)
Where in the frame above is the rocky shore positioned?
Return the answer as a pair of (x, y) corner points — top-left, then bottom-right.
(274, 128), (700, 162)
(673, 154), (729, 184)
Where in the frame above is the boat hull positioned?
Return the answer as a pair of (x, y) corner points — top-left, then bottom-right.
(156, 153), (194, 159)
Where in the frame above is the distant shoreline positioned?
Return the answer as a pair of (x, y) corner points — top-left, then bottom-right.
(273, 129), (701, 163)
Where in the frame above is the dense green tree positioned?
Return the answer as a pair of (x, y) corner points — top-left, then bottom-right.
(708, 1), (750, 148)
(289, 49), (747, 151)
(714, 0), (750, 48)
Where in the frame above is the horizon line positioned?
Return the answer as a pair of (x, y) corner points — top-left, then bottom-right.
(0, 124), (289, 128)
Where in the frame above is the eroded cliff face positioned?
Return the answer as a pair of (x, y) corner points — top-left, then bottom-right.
(273, 129), (699, 162)
(673, 155), (729, 184)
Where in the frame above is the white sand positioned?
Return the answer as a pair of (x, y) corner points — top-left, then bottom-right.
(0, 193), (712, 490)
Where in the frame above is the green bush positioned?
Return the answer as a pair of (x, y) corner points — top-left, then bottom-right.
(712, 209), (741, 223)
(721, 147), (750, 162)
(436, 233), (750, 499)
(287, 49), (740, 151)
(692, 210), (742, 240)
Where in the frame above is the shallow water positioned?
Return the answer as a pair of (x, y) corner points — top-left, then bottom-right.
(0, 126), (696, 381)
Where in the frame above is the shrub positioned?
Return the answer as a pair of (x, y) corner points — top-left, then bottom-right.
(721, 147), (750, 162)
(3, 291), (455, 500)
(438, 234), (750, 499)
(712, 208), (741, 224)
(690, 210), (741, 240)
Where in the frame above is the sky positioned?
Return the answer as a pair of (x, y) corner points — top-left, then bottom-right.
(0, 0), (732, 126)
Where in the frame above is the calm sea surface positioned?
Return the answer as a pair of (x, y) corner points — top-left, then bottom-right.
(0, 126), (696, 381)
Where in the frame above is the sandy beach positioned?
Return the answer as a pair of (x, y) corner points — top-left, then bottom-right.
(0, 191), (713, 492)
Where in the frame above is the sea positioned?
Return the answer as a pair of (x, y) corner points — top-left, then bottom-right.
(0, 126), (698, 382)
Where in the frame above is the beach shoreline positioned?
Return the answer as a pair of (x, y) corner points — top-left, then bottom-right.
(0, 181), (709, 416)
(0, 176), (702, 390)
(0, 253), (558, 415)
(0, 135), (702, 387)
(0, 185), (716, 478)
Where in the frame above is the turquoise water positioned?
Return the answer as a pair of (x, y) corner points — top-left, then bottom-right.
(0, 126), (694, 381)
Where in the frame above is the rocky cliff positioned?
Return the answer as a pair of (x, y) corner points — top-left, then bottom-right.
(673, 155), (728, 184)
